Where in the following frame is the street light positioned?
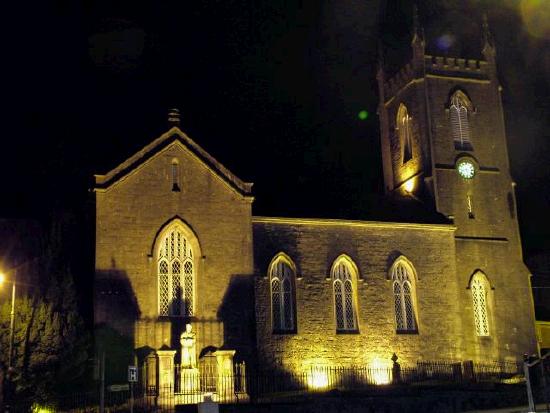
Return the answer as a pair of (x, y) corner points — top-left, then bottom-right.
(0, 269), (16, 374)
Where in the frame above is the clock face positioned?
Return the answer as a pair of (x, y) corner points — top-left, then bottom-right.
(457, 159), (476, 179)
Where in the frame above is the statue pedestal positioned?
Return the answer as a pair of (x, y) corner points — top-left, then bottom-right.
(157, 350), (176, 391)
(157, 350), (177, 408)
(180, 367), (200, 393)
(214, 350), (236, 401)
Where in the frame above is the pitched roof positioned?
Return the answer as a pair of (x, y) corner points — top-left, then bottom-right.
(94, 126), (253, 196)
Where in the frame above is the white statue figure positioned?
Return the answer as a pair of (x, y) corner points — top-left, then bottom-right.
(180, 323), (197, 368)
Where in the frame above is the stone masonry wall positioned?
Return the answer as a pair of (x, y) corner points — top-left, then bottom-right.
(253, 219), (460, 371)
(424, 74), (537, 359)
(95, 139), (254, 358)
(381, 60), (537, 363)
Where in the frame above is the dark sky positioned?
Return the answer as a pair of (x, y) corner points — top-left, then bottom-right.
(2, 0), (549, 259)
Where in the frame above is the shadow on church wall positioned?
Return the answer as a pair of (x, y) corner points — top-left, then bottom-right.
(95, 268), (141, 336)
(94, 325), (135, 385)
(95, 268), (140, 383)
(218, 274), (256, 364)
(252, 226), (299, 276)
(387, 250), (405, 270)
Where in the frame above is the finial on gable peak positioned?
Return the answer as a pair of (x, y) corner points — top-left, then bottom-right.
(411, 3), (425, 66)
(377, 40), (385, 71)
(482, 13), (496, 59)
(411, 4), (424, 44)
(413, 4), (420, 34)
(168, 108), (181, 127)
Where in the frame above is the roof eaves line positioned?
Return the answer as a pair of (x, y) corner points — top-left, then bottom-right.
(251, 216), (456, 231)
(94, 127), (252, 194)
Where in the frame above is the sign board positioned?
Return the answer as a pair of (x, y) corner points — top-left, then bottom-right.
(128, 366), (138, 383)
(109, 384), (130, 392)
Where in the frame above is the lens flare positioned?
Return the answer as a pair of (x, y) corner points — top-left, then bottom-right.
(436, 34), (455, 51)
(520, 0), (550, 39)
(358, 110), (369, 120)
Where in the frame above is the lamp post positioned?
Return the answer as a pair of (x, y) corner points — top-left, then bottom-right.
(1, 270), (17, 413)
(0, 270), (16, 371)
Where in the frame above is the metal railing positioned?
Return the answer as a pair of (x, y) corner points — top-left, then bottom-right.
(10, 359), (523, 412)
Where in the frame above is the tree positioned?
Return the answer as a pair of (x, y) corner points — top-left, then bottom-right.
(0, 213), (91, 406)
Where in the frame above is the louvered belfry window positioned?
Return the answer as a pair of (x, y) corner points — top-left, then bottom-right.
(471, 274), (490, 336)
(450, 92), (472, 150)
(397, 104), (413, 163)
(158, 226), (194, 316)
(392, 261), (417, 332)
(270, 256), (295, 331)
(332, 259), (357, 331)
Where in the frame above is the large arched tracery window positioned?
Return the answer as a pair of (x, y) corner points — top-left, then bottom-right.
(331, 256), (358, 332)
(470, 272), (490, 337)
(391, 258), (418, 332)
(269, 253), (296, 332)
(157, 222), (195, 317)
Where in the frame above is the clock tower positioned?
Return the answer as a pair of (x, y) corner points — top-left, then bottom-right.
(377, 11), (536, 360)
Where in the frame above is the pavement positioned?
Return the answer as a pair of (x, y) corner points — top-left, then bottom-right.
(464, 404), (550, 413)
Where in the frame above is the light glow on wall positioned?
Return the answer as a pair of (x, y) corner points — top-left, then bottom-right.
(301, 358), (331, 390)
(31, 404), (54, 413)
(369, 358), (392, 385)
(403, 178), (415, 193)
(307, 366), (330, 390)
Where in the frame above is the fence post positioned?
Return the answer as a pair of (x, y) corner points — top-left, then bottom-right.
(539, 351), (550, 413)
(462, 360), (474, 382)
(99, 352), (105, 413)
(391, 353), (401, 384)
(130, 382), (134, 413)
(523, 354), (536, 413)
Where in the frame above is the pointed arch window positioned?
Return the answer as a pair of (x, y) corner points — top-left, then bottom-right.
(397, 104), (413, 163)
(470, 272), (490, 337)
(391, 259), (418, 332)
(450, 91), (473, 150)
(332, 256), (358, 332)
(157, 223), (195, 316)
(269, 254), (296, 332)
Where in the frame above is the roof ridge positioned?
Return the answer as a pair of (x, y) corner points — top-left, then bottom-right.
(94, 127), (253, 195)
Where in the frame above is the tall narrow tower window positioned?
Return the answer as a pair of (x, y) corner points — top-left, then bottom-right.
(467, 195), (475, 219)
(450, 91), (473, 150)
(397, 104), (413, 163)
(470, 272), (490, 337)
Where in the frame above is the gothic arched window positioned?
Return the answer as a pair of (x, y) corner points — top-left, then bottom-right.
(269, 253), (296, 332)
(331, 256), (358, 332)
(470, 272), (490, 337)
(391, 258), (418, 332)
(397, 104), (413, 163)
(157, 223), (195, 316)
(450, 90), (473, 150)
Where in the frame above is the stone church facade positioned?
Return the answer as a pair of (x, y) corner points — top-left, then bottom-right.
(93, 21), (537, 381)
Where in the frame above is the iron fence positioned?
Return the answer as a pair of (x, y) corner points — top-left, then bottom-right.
(10, 359), (523, 412)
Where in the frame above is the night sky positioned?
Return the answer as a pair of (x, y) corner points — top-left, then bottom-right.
(2, 0), (549, 259)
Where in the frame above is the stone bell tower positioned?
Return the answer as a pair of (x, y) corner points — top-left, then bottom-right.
(376, 8), (537, 361)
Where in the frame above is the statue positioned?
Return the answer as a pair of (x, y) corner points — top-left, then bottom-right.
(180, 323), (197, 368)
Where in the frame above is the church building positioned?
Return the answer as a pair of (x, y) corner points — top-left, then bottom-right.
(93, 16), (537, 388)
